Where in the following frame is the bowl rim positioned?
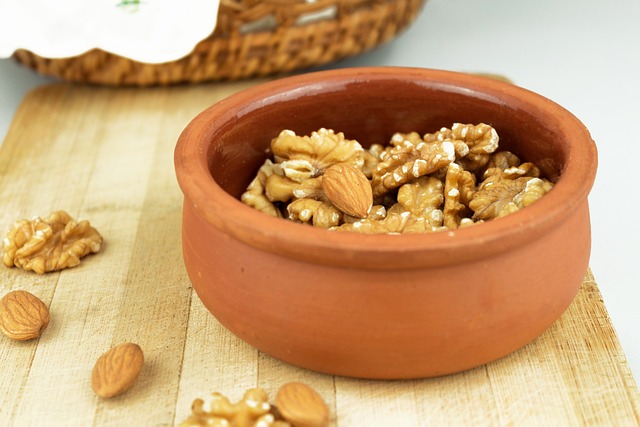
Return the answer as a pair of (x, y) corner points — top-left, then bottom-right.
(175, 66), (597, 270)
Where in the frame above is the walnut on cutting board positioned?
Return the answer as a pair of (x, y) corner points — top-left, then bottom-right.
(2, 210), (103, 274)
(179, 383), (331, 427)
(179, 388), (291, 427)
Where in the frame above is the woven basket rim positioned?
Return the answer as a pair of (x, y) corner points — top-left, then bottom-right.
(14, 0), (428, 86)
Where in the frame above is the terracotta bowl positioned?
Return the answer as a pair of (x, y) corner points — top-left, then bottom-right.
(174, 67), (597, 379)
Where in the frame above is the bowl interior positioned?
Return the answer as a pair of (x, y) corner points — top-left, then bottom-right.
(176, 68), (596, 268)
(206, 72), (565, 200)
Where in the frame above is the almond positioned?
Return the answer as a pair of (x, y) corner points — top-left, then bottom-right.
(91, 342), (144, 398)
(322, 163), (373, 218)
(0, 290), (50, 341)
(275, 382), (330, 427)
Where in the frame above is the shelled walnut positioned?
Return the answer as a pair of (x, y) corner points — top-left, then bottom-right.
(371, 138), (456, 197)
(180, 383), (330, 427)
(241, 159), (284, 218)
(179, 388), (288, 427)
(240, 124), (554, 234)
(271, 128), (364, 183)
(2, 210), (103, 274)
(443, 163), (476, 229)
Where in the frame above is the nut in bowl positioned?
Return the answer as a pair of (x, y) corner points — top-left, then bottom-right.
(174, 67), (597, 379)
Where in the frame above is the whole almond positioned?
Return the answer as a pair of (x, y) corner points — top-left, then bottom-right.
(91, 342), (144, 398)
(275, 382), (330, 427)
(0, 290), (50, 341)
(322, 163), (373, 219)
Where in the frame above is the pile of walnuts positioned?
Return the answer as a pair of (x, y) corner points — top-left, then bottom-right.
(241, 124), (554, 233)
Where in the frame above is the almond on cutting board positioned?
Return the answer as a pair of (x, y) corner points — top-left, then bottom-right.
(0, 290), (50, 341)
(275, 382), (330, 427)
(91, 342), (144, 398)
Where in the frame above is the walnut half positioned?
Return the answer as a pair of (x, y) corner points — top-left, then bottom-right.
(179, 388), (291, 427)
(2, 211), (103, 274)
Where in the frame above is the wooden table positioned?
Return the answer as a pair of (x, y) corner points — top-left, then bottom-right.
(1, 83), (638, 426)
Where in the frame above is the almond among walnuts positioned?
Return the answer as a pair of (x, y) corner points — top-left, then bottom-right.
(0, 290), (50, 341)
(91, 342), (144, 398)
(322, 163), (373, 219)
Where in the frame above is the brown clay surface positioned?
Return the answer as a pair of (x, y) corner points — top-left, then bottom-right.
(175, 68), (597, 378)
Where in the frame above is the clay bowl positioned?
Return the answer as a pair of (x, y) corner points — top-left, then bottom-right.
(174, 67), (597, 379)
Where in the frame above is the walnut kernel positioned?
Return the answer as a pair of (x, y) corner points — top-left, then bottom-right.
(2, 211), (103, 274)
(271, 128), (364, 182)
(371, 137), (455, 197)
(179, 388), (291, 427)
(443, 163), (476, 229)
(241, 159), (284, 218)
(287, 199), (342, 228)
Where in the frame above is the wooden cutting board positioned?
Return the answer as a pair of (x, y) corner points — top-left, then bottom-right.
(0, 83), (638, 426)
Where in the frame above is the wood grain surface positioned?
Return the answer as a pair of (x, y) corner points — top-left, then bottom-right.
(0, 83), (638, 426)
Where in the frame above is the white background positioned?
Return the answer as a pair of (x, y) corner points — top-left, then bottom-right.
(1, 0), (639, 382)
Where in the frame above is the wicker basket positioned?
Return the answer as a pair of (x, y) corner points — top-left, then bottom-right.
(12, 0), (427, 86)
